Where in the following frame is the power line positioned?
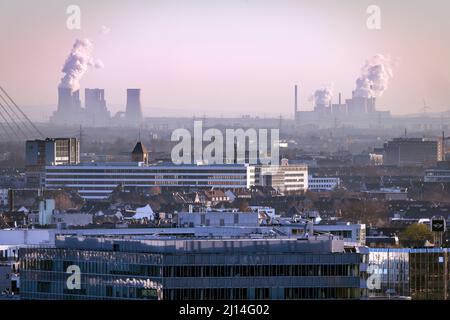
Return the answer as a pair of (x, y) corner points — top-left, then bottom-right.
(0, 91), (35, 138)
(0, 86), (45, 138)
(0, 103), (21, 139)
(0, 100), (28, 139)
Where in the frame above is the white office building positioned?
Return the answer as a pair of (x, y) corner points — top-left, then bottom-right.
(308, 176), (340, 191)
(45, 162), (256, 200)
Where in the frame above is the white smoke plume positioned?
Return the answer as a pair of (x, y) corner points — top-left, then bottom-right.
(312, 85), (334, 106)
(354, 54), (393, 98)
(59, 38), (103, 92)
(100, 25), (111, 35)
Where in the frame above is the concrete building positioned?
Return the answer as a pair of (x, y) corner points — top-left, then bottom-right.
(308, 176), (340, 191)
(25, 137), (80, 188)
(177, 211), (259, 228)
(424, 161), (450, 183)
(382, 138), (440, 166)
(51, 213), (93, 227)
(19, 235), (363, 300)
(45, 163), (256, 201)
(255, 162), (308, 193)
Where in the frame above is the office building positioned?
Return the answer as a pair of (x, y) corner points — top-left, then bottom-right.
(366, 248), (450, 299)
(177, 211), (259, 228)
(25, 138), (80, 188)
(45, 163), (256, 201)
(19, 235), (363, 300)
(308, 176), (340, 191)
(382, 138), (439, 166)
(254, 161), (308, 192)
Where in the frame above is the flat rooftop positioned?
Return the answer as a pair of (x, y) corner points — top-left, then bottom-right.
(52, 235), (346, 254)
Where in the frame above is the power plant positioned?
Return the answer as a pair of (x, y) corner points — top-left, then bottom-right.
(294, 84), (391, 126)
(85, 88), (110, 126)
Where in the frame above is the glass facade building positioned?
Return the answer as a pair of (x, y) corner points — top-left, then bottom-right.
(366, 248), (450, 299)
(19, 236), (362, 300)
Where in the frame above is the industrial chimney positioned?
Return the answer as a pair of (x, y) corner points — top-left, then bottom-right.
(125, 89), (143, 125)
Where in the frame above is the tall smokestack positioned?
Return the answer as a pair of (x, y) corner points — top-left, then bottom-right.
(294, 85), (298, 119)
(339, 92), (342, 105)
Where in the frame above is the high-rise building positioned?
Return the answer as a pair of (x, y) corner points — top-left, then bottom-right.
(382, 137), (439, 166)
(25, 138), (80, 188)
(125, 89), (143, 125)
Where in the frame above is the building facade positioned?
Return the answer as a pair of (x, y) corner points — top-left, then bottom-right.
(19, 236), (363, 300)
(308, 176), (340, 191)
(45, 163), (256, 201)
(382, 138), (440, 166)
(25, 138), (80, 188)
(254, 163), (308, 192)
(366, 248), (450, 299)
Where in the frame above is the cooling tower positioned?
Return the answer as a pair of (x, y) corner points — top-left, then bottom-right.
(125, 88), (143, 125)
(85, 88), (111, 126)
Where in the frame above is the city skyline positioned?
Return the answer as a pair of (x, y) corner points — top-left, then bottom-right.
(1, 0), (450, 121)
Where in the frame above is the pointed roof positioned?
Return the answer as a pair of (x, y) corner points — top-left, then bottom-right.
(132, 141), (148, 154)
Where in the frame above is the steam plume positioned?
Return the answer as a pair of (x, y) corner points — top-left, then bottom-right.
(354, 54), (393, 98)
(59, 39), (103, 92)
(313, 85), (334, 106)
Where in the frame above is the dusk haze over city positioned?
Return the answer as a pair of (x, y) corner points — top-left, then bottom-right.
(0, 0), (450, 315)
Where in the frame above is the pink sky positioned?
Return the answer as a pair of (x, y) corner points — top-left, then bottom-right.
(1, 0), (449, 120)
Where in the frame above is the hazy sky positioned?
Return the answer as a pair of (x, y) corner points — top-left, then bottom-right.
(1, 0), (449, 120)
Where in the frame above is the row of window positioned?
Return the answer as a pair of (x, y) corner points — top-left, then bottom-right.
(22, 260), (359, 278)
(162, 264), (359, 278)
(46, 169), (249, 174)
